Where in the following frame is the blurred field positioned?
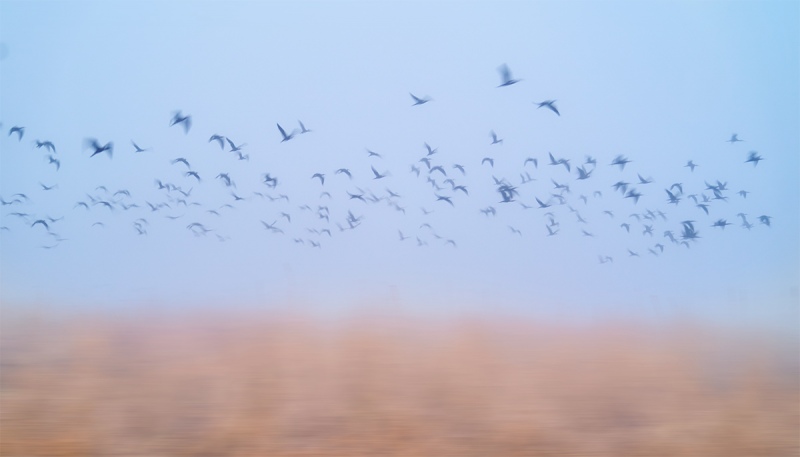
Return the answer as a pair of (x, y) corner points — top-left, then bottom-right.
(1, 306), (797, 456)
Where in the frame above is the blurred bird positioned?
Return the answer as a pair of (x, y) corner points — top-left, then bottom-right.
(169, 111), (191, 133)
(535, 100), (560, 116)
(497, 63), (521, 87)
(410, 93), (431, 105)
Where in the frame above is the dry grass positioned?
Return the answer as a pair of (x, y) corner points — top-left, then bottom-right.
(1, 306), (797, 456)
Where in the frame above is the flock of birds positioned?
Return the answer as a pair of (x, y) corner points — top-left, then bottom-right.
(1, 64), (772, 264)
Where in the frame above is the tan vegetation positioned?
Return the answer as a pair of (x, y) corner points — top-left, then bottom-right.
(1, 307), (797, 456)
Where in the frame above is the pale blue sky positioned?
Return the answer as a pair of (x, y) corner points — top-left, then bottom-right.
(1, 1), (797, 329)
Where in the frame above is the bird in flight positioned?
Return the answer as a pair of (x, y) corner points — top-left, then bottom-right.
(371, 166), (387, 179)
(35, 140), (56, 154)
(47, 155), (60, 171)
(312, 173), (325, 185)
(410, 93), (431, 105)
(85, 138), (113, 158)
(610, 155), (632, 170)
(497, 63), (521, 87)
(209, 134), (226, 149)
(170, 111), (192, 133)
(535, 100), (560, 116)
(482, 157), (494, 167)
(8, 126), (24, 141)
(131, 141), (149, 153)
(490, 130), (503, 145)
(727, 133), (743, 144)
(745, 151), (763, 167)
(277, 123), (297, 142)
(685, 160), (698, 172)
(171, 157), (191, 168)
(366, 148), (382, 158)
(298, 120), (311, 134)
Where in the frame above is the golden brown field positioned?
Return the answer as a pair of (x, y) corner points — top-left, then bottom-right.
(1, 306), (798, 456)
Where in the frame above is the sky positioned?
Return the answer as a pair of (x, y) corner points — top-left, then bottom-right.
(0, 1), (798, 330)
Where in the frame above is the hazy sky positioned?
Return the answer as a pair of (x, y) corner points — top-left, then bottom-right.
(1, 1), (797, 328)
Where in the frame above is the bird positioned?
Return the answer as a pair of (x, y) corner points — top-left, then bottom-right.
(535, 197), (550, 209)
(85, 138), (113, 158)
(169, 111), (192, 133)
(524, 157), (538, 168)
(424, 142), (438, 156)
(8, 126), (24, 140)
(35, 140), (56, 154)
(335, 168), (352, 179)
(610, 155), (631, 170)
(685, 160), (698, 172)
(185, 171), (201, 182)
(171, 157), (191, 168)
(209, 134), (226, 149)
(727, 133), (743, 144)
(298, 120), (311, 133)
(490, 130), (503, 145)
(535, 100), (560, 116)
(410, 93), (431, 105)
(497, 63), (521, 87)
(312, 173), (325, 185)
(745, 151), (763, 166)
(366, 149), (382, 158)
(277, 123), (297, 142)
(226, 138), (246, 152)
(47, 155), (60, 171)
(31, 219), (50, 230)
(371, 166), (387, 179)
(759, 215), (772, 227)
(453, 164), (466, 175)
(131, 141), (149, 153)
(436, 194), (454, 206)
(482, 157), (494, 167)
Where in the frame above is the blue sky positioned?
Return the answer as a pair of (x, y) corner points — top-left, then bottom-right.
(1, 1), (797, 329)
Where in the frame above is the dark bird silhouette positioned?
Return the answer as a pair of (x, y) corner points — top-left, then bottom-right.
(535, 100), (560, 116)
(312, 173), (325, 185)
(31, 219), (49, 231)
(410, 93), (431, 105)
(610, 155), (631, 170)
(436, 194), (454, 206)
(727, 133), (743, 144)
(298, 120), (311, 133)
(85, 138), (113, 158)
(47, 155), (60, 171)
(277, 123), (297, 142)
(745, 151), (763, 166)
(490, 130), (503, 145)
(335, 168), (352, 179)
(171, 157), (191, 168)
(371, 166), (387, 179)
(424, 142), (438, 156)
(524, 157), (538, 168)
(35, 140), (56, 154)
(131, 141), (149, 153)
(209, 134), (226, 149)
(685, 160), (698, 172)
(170, 111), (192, 133)
(8, 126), (25, 141)
(185, 171), (201, 182)
(497, 63), (521, 87)
(226, 138), (246, 152)
(482, 157), (494, 167)
(366, 149), (382, 158)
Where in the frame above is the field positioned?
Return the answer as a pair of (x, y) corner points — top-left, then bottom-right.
(1, 306), (797, 456)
